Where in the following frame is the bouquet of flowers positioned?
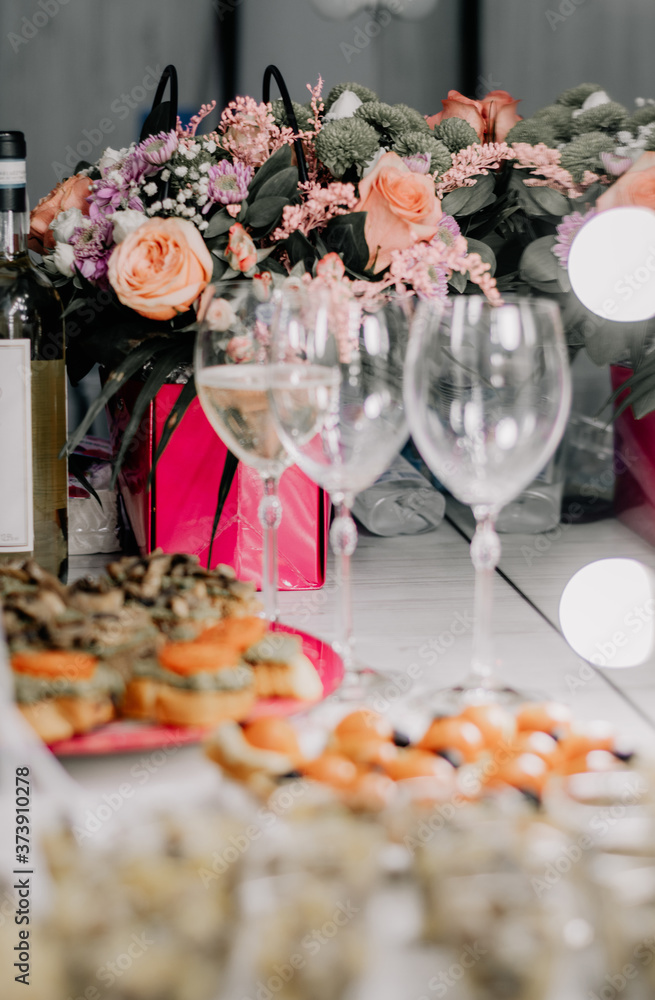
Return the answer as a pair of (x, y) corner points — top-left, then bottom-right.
(29, 71), (655, 484)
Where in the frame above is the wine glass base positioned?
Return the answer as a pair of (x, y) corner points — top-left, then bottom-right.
(407, 680), (548, 718)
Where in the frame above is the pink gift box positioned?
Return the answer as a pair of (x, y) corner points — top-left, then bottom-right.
(611, 365), (655, 547)
(107, 381), (329, 589)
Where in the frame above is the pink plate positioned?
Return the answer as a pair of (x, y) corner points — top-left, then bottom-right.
(48, 624), (343, 757)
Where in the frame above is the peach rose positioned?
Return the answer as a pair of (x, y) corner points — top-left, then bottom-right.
(108, 217), (213, 321)
(427, 89), (521, 143)
(355, 151), (442, 273)
(28, 173), (92, 254)
(225, 223), (257, 272)
(595, 151), (655, 212)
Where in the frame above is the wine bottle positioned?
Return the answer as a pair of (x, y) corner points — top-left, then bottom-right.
(0, 131), (67, 579)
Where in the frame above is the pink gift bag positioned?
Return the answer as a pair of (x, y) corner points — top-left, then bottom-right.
(611, 365), (655, 548)
(107, 381), (329, 589)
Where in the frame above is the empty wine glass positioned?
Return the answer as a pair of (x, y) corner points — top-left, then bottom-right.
(194, 280), (292, 621)
(404, 295), (571, 706)
(268, 283), (410, 696)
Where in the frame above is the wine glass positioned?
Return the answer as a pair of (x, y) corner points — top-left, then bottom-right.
(268, 282), (410, 696)
(194, 280), (292, 621)
(404, 294), (571, 706)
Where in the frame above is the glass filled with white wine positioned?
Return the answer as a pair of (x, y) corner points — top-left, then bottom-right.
(194, 280), (294, 622)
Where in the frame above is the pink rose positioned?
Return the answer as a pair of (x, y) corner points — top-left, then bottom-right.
(355, 151), (442, 273)
(316, 253), (346, 282)
(427, 89), (521, 143)
(225, 223), (257, 272)
(596, 151), (655, 212)
(108, 217), (213, 321)
(29, 173), (92, 254)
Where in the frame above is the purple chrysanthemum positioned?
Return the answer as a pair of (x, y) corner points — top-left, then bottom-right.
(71, 218), (114, 285)
(204, 160), (253, 211)
(121, 148), (150, 186)
(436, 215), (461, 247)
(139, 130), (178, 168)
(552, 209), (596, 268)
(89, 178), (123, 221)
(403, 152), (431, 175)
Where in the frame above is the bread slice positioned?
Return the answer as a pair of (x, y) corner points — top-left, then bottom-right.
(18, 696), (115, 744)
(154, 685), (256, 728)
(244, 634), (323, 701)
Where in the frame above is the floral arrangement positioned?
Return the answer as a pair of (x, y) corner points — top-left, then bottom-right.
(29, 73), (655, 476)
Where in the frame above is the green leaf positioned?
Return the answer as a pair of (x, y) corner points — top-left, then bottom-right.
(110, 341), (191, 489)
(465, 238), (496, 276)
(256, 166), (299, 201)
(248, 196), (289, 228)
(204, 210), (234, 239)
(286, 230), (318, 271)
(448, 272), (467, 292)
(632, 385), (655, 420)
(63, 336), (174, 457)
(247, 146), (293, 200)
(207, 450), (239, 569)
(441, 174), (496, 216)
(148, 377), (197, 489)
(68, 454), (103, 508)
(519, 236), (561, 285)
(526, 186), (571, 216)
(323, 212), (369, 273)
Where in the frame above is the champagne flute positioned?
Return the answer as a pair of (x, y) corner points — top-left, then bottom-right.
(268, 283), (410, 695)
(404, 295), (571, 705)
(194, 281), (292, 621)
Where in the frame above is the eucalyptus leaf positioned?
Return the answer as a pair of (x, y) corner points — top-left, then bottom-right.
(204, 210), (234, 239)
(448, 272), (467, 293)
(526, 186), (571, 216)
(519, 236), (561, 284)
(465, 238), (496, 276)
(248, 196), (289, 228)
(247, 145), (293, 200)
(441, 174), (496, 216)
(256, 166), (299, 201)
(286, 230), (318, 271)
(324, 212), (368, 273)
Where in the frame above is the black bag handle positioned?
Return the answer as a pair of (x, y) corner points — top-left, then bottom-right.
(262, 64), (308, 184)
(140, 64), (179, 141)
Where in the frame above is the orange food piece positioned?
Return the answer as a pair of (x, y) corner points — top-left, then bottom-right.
(383, 749), (454, 782)
(418, 717), (484, 764)
(488, 752), (549, 798)
(198, 616), (268, 652)
(334, 709), (393, 742)
(11, 650), (98, 681)
(460, 703), (516, 749)
(242, 718), (304, 766)
(558, 721), (615, 760)
(508, 730), (561, 767)
(346, 771), (396, 810)
(302, 753), (359, 789)
(158, 642), (241, 676)
(557, 749), (618, 776)
(333, 735), (398, 767)
(516, 701), (572, 737)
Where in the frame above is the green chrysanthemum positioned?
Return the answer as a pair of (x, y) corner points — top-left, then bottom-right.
(505, 120), (557, 148)
(393, 103), (432, 133)
(556, 83), (602, 108)
(628, 106), (655, 131)
(325, 82), (378, 110)
(571, 101), (629, 135)
(560, 131), (615, 182)
(393, 132), (452, 176)
(314, 118), (380, 178)
(531, 104), (575, 142)
(270, 99), (314, 132)
(433, 118), (479, 152)
(354, 101), (412, 141)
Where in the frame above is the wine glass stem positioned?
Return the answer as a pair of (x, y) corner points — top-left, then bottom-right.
(258, 476), (282, 622)
(470, 511), (501, 686)
(330, 497), (357, 670)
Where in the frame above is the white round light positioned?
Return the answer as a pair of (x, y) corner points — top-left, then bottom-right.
(568, 207), (655, 323)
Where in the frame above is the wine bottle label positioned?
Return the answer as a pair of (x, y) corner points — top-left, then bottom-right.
(0, 160), (26, 189)
(0, 340), (34, 551)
